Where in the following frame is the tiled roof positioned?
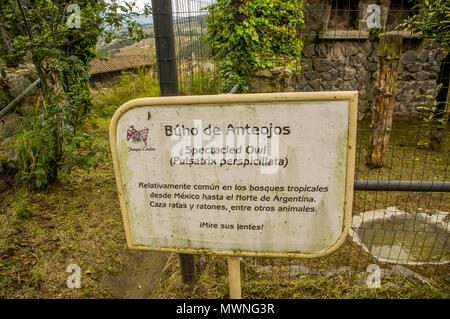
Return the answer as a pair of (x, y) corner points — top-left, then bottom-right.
(89, 55), (153, 75)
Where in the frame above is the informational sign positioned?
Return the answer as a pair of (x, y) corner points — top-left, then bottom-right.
(110, 92), (357, 258)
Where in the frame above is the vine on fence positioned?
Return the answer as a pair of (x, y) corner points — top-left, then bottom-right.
(205, 0), (304, 93)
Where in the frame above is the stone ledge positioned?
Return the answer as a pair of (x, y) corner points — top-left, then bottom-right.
(320, 30), (422, 40)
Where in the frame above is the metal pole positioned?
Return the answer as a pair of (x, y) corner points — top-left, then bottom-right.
(151, 0), (196, 285)
(354, 180), (450, 192)
(0, 78), (40, 119)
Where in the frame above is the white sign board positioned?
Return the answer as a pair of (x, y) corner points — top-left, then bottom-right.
(110, 92), (357, 257)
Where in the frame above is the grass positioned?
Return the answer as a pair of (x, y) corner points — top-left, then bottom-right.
(91, 68), (160, 119)
(0, 69), (449, 298)
(151, 254), (449, 299)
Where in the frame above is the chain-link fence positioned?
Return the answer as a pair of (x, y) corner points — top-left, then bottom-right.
(152, 0), (449, 294)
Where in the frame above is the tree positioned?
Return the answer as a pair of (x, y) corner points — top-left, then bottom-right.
(401, 0), (449, 57)
(205, 0), (304, 93)
(1, 0), (150, 188)
(366, 35), (403, 168)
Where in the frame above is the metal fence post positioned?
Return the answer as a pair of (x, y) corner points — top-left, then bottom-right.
(152, 0), (179, 96)
(151, 0), (197, 285)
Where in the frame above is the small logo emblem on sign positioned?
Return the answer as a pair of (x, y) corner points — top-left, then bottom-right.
(127, 125), (149, 146)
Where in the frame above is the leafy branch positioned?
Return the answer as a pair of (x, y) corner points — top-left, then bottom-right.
(1, 0), (150, 189)
(205, 0), (304, 93)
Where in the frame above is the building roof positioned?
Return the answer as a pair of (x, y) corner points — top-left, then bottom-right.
(89, 55), (153, 75)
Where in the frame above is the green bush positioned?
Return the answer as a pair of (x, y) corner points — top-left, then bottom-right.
(1, 0), (150, 190)
(205, 0), (304, 93)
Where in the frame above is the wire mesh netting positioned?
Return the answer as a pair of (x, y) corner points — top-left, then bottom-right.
(172, 0), (218, 95)
(153, 0), (450, 294)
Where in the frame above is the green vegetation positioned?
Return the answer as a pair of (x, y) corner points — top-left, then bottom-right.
(400, 0), (450, 148)
(179, 71), (220, 96)
(205, 0), (304, 93)
(152, 254), (449, 299)
(415, 84), (448, 149)
(177, 38), (211, 60)
(0, 70), (159, 298)
(1, 0), (150, 190)
(1, 1), (448, 300)
(96, 39), (136, 57)
(401, 0), (450, 57)
(92, 68), (160, 118)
